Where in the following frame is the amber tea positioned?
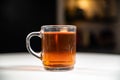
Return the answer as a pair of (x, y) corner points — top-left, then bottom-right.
(42, 32), (76, 70)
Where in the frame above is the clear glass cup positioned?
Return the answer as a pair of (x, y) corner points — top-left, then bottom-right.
(26, 25), (76, 71)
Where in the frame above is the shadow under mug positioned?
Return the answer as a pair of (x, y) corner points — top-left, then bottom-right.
(26, 25), (76, 71)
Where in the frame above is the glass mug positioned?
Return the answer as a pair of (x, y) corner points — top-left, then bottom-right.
(26, 25), (76, 71)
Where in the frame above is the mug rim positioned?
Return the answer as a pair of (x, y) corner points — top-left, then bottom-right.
(41, 25), (76, 29)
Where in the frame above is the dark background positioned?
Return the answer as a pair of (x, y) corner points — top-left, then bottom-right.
(0, 0), (56, 53)
(0, 0), (119, 54)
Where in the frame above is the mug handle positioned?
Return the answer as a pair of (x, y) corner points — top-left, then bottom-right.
(26, 31), (42, 60)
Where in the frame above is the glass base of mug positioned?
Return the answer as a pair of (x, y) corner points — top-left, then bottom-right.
(44, 66), (74, 71)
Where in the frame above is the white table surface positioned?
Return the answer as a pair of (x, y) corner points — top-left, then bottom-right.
(0, 52), (120, 80)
